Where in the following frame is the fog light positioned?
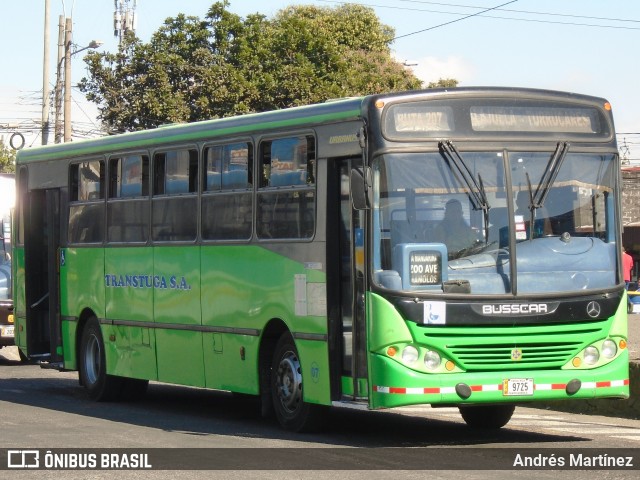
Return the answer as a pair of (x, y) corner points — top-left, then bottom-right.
(424, 350), (441, 370)
(584, 346), (600, 365)
(402, 345), (419, 364)
(602, 339), (617, 359)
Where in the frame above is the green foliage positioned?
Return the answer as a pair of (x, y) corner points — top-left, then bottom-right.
(428, 78), (459, 89)
(79, 1), (426, 132)
(0, 140), (16, 173)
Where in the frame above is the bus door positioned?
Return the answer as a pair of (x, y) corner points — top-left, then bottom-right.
(23, 188), (62, 362)
(328, 159), (368, 402)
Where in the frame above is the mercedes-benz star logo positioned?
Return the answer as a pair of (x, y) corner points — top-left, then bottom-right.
(586, 301), (601, 318)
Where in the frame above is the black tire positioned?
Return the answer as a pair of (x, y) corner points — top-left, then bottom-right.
(270, 333), (325, 432)
(79, 317), (123, 401)
(458, 404), (515, 429)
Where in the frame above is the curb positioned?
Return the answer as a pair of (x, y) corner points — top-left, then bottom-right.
(531, 362), (640, 420)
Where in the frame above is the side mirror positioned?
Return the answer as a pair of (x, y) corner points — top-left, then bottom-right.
(350, 167), (372, 210)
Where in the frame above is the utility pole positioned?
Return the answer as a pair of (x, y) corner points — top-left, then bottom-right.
(54, 15), (64, 144)
(41, 0), (50, 145)
(63, 17), (73, 142)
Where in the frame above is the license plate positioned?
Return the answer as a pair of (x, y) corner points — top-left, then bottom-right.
(1, 326), (14, 337)
(502, 378), (534, 396)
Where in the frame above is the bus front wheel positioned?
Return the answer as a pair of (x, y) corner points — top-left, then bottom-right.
(270, 333), (324, 432)
(458, 404), (515, 429)
(79, 317), (122, 401)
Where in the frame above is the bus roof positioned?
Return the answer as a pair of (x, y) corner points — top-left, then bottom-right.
(16, 86), (613, 164)
(16, 96), (365, 164)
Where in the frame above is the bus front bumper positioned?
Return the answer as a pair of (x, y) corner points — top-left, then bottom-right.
(369, 350), (630, 409)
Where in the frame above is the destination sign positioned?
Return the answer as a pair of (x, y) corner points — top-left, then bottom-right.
(409, 251), (441, 286)
(470, 106), (601, 133)
(383, 98), (609, 139)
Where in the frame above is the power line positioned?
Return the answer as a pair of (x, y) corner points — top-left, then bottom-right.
(392, 0), (520, 40)
(316, 0), (640, 32)
(392, 0), (640, 24)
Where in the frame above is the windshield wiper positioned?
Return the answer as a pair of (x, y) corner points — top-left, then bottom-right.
(521, 142), (570, 239)
(439, 140), (490, 242)
(439, 140), (490, 213)
(533, 141), (570, 209)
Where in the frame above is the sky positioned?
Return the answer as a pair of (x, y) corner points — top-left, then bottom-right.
(1, 0), (639, 162)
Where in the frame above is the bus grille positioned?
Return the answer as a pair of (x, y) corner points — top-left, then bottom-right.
(448, 341), (583, 370)
(419, 324), (605, 371)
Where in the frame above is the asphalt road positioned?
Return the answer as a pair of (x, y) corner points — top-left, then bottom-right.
(1, 346), (640, 479)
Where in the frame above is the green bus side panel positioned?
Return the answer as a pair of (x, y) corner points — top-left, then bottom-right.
(295, 338), (332, 405)
(104, 247), (157, 380)
(12, 247), (26, 352)
(61, 247), (105, 319)
(61, 319), (77, 367)
(154, 246), (204, 387)
(203, 333), (260, 394)
(59, 247), (104, 370)
(154, 329), (204, 387)
(200, 245), (330, 404)
(55, 242), (331, 398)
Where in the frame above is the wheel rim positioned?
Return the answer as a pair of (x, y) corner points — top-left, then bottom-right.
(83, 333), (101, 386)
(275, 350), (302, 415)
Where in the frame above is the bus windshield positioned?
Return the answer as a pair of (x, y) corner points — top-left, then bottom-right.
(373, 149), (618, 295)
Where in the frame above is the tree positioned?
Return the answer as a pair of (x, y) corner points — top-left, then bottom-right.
(79, 1), (424, 133)
(428, 78), (459, 89)
(0, 140), (16, 173)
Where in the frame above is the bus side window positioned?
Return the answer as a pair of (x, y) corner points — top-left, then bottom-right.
(107, 154), (150, 243)
(68, 160), (105, 244)
(202, 142), (253, 241)
(257, 135), (316, 239)
(152, 148), (198, 242)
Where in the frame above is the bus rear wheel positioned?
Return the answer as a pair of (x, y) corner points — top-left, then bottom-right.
(270, 333), (324, 432)
(458, 404), (515, 429)
(79, 317), (122, 401)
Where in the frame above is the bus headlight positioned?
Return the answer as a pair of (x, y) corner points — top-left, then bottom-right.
(583, 346), (600, 365)
(602, 339), (617, 359)
(424, 350), (442, 370)
(402, 345), (419, 364)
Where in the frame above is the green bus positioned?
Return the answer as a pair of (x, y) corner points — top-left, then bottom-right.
(13, 88), (629, 431)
